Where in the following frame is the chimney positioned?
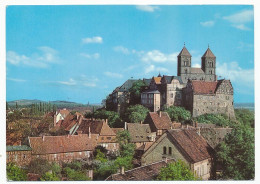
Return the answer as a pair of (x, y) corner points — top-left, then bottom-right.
(105, 119), (108, 125)
(195, 121), (198, 128)
(42, 136), (45, 141)
(88, 126), (91, 138)
(198, 127), (201, 136)
(163, 156), (168, 163)
(159, 111), (162, 117)
(140, 121), (143, 124)
(120, 166), (125, 174)
(187, 125), (189, 129)
(124, 122), (127, 130)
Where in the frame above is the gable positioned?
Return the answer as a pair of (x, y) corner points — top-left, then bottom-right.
(215, 80), (233, 94)
(142, 133), (189, 165)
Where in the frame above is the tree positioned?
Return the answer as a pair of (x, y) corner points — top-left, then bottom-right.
(124, 104), (149, 123)
(235, 109), (254, 128)
(7, 162), (27, 181)
(129, 80), (147, 105)
(157, 160), (199, 181)
(95, 149), (108, 163)
(116, 130), (135, 160)
(27, 158), (52, 176)
(40, 172), (60, 181)
(194, 113), (231, 127)
(164, 106), (191, 123)
(6, 101), (9, 110)
(63, 167), (91, 181)
(93, 109), (122, 127)
(216, 124), (254, 180)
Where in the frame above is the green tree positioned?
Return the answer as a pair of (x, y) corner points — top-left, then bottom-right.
(125, 104), (149, 123)
(235, 109), (254, 128)
(63, 167), (91, 181)
(194, 113), (231, 127)
(6, 101), (9, 110)
(93, 160), (117, 180)
(129, 80), (147, 105)
(157, 160), (199, 181)
(40, 172), (60, 181)
(164, 106), (191, 123)
(7, 162), (27, 181)
(27, 158), (52, 176)
(116, 130), (135, 160)
(216, 124), (254, 180)
(93, 109), (122, 127)
(95, 149), (108, 163)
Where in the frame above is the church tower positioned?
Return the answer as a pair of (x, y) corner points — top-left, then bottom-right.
(177, 45), (192, 80)
(201, 47), (217, 81)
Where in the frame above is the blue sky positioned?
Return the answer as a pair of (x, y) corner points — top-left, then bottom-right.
(6, 5), (254, 104)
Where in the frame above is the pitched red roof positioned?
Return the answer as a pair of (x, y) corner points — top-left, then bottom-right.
(168, 129), (213, 163)
(106, 159), (175, 181)
(29, 134), (98, 154)
(60, 113), (78, 131)
(76, 119), (116, 136)
(111, 128), (124, 134)
(178, 46), (191, 57)
(202, 48), (216, 58)
(148, 112), (172, 130)
(58, 109), (70, 117)
(191, 80), (218, 94)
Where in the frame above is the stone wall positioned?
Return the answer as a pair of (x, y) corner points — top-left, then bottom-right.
(7, 150), (32, 166)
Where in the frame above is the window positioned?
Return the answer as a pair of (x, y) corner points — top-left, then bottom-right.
(163, 146), (167, 154)
(171, 93), (174, 98)
(169, 147), (172, 155)
(107, 137), (111, 140)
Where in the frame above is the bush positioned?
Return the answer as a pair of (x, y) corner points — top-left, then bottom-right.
(195, 113), (231, 127)
(63, 167), (91, 181)
(164, 106), (191, 123)
(40, 172), (60, 181)
(27, 158), (51, 176)
(7, 162), (27, 181)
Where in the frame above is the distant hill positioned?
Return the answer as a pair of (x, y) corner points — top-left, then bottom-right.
(234, 103), (254, 111)
(7, 99), (102, 110)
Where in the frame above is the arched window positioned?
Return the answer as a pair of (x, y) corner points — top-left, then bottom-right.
(185, 69), (187, 74)
(163, 146), (167, 154)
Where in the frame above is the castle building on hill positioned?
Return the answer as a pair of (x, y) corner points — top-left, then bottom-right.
(140, 45), (235, 119)
(106, 45), (235, 119)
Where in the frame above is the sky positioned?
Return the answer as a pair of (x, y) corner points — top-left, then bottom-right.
(6, 5), (254, 104)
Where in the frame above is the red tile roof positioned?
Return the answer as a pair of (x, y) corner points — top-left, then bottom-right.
(111, 128), (124, 134)
(76, 119), (116, 136)
(29, 134), (98, 154)
(168, 129), (213, 163)
(148, 112), (172, 130)
(58, 109), (70, 117)
(106, 159), (175, 181)
(191, 80), (218, 94)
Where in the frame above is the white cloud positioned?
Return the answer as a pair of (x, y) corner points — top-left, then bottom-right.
(113, 46), (130, 54)
(82, 36), (103, 44)
(104, 71), (123, 78)
(231, 24), (250, 31)
(237, 42), (253, 50)
(223, 9), (253, 31)
(217, 62), (254, 87)
(45, 75), (98, 87)
(7, 46), (60, 68)
(7, 77), (26, 82)
(200, 21), (215, 27)
(136, 5), (160, 12)
(57, 78), (77, 86)
(80, 53), (100, 59)
(140, 50), (178, 63)
(144, 64), (169, 74)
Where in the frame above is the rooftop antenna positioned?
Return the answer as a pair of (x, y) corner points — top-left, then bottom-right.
(208, 44), (210, 48)
(184, 42), (186, 47)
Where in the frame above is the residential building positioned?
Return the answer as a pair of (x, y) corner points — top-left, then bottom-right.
(28, 134), (98, 163)
(144, 111), (172, 136)
(141, 129), (214, 180)
(125, 123), (156, 151)
(6, 145), (32, 166)
(54, 108), (70, 127)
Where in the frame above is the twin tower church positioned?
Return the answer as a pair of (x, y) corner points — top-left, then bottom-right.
(140, 45), (235, 119)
